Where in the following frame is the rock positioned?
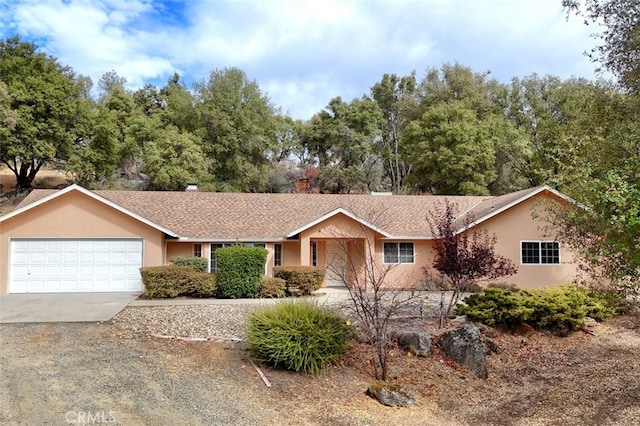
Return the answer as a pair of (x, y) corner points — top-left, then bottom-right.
(439, 323), (488, 379)
(398, 331), (432, 357)
(583, 317), (598, 327)
(450, 315), (467, 327)
(367, 381), (415, 407)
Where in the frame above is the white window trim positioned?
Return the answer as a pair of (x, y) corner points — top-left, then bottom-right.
(382, 242), (415, 265)
(273, 243), (283, 267)
(520, 240), (561, 265)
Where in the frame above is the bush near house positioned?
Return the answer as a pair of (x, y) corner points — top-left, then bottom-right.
(247, 301), (351, 374)
(140, 265), (217, 298)
(273, 266), (326, 296)
(456, 285), (624, 333)
(170, 255), (208, 272)
(259, 277), (287, 298)
(216, 246), (268, 299)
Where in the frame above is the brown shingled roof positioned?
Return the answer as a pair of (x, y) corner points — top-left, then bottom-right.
(14, 186), (558, 240)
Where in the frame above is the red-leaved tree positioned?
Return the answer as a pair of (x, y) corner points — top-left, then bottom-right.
(427, 200), (518, 326)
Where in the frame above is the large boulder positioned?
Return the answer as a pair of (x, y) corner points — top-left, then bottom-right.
(398, 332), (432, 357)
(367, 381), (415, 407)
(439, 323), (488, 379)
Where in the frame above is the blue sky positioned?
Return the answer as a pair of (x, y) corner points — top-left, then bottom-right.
(1, 0), (602, 119)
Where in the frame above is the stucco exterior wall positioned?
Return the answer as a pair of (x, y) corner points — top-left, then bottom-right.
(470, 192), (577, 288)
(0, 191), (166, 294)
(166, 242), (194, 261)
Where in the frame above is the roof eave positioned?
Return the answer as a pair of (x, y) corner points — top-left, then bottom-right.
(0, 184), (179, 238)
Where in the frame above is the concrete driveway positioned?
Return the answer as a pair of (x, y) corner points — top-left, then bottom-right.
(0, 293), (139, 323)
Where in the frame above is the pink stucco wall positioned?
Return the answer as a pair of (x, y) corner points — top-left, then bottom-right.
(0, 191), (165, 294)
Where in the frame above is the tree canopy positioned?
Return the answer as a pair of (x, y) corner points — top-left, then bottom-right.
(0, 36), (82, 190)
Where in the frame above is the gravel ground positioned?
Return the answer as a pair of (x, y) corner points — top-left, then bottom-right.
(109, 305), (263, 340)
(109, 293), (444, 341)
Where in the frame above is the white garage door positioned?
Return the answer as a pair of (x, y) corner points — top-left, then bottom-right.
(9, 239), (143, 293)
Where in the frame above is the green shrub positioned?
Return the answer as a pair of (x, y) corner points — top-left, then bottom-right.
(217, 246), (268, 299)
(583, 289), (628, 319)
(140, 265), (191, 298)
(247, 301), (351, 374)
(523, 285), (590, 331)
(259, 277), (287, 298)
(457, 287), (534, 327)
(273, 266), (326, 296)
(184, 272), (218, 298)
(170, 255), (208, 272)
(140, 265), (217, 298)
(456, 284), (622, 333)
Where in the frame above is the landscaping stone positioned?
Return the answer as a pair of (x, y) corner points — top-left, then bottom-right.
(450, 315), (467, 327)
(398, 331), (433, 357)
(439, 323), (488, 379)
(367, 381), (415, 407)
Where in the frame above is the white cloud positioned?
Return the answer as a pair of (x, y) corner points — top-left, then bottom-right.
(1, 0), (601, 119)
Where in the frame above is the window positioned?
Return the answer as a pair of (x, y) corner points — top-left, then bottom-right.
(383, 242), (414, 264)
(193, 243), (202, 258)
(274, 243), (282, 266)
(521, 241), (560, 264)
(244, 243), (266, 248)
(209, 243), (232, 273)
(311, 241), (317, 267)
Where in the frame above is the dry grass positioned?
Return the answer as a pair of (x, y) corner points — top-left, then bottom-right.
(0, 167), (68, 215)
(244, 313), (640, 425)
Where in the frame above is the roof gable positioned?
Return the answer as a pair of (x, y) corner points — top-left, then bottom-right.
(0, 184), (178, 237)
(286, 208), (392, 238)
(460, 186), (574, 231)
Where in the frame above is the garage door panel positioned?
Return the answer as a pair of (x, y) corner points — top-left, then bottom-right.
(46, 252), (63, 264)
(9, 239), (143, 293)
(78, 252), (94, 263)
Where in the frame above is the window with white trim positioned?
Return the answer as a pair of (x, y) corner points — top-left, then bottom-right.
(383, 242), (414, 264)
(274, 243), (282, 266)
(521, 241), (560, 264)
(310, 241), (317, 267)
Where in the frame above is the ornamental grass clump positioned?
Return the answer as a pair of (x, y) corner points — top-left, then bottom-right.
(247, 301), (351, 374)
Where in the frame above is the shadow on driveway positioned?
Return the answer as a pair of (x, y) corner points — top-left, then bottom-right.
(0, 293), (140, 323)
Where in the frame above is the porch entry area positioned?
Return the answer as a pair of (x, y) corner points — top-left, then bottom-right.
(308, 239), (367, 289)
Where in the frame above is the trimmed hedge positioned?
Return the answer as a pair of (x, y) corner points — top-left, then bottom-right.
(456, 285), (623, 333)
(247, 301), (351, 374)
(170, 255), (208, 272)
(273, 266), (326, 296)
(217, 246), (268, 299)
(140, 265), (217, 298)
(260, 277), (287, 298)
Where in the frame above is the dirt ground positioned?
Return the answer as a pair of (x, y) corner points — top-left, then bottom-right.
(1, 314), (638, 425)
